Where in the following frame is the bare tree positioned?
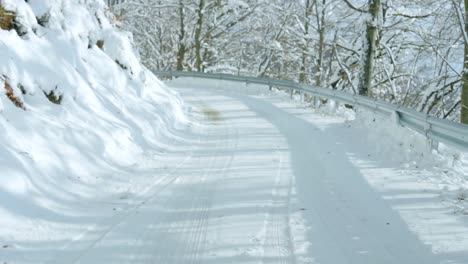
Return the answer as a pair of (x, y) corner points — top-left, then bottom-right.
(459, 0), (468, 123)
(342, 0), (380, 96)
(120, 0), (466, 123)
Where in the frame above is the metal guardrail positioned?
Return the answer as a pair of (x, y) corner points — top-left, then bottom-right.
(154, 70), (468, 151)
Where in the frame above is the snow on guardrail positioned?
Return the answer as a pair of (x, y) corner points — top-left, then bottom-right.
(154, 70), (468, 152)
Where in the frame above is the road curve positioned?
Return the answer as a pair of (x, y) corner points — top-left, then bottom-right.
(45, 82), (442, 264)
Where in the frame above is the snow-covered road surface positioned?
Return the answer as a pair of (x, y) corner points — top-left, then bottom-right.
(8, 81), (468, 264)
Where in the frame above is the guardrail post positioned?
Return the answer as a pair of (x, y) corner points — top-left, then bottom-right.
(372, 98), (379, 115)
(424, 117), (439, 152)
(392, 110), (401, 126)
(332, 99), (339, 112)
(300, 91), (304, 102)
(290, 88), (294, 99)
(430, 139), (439, 152)
(313, 96), (319, 108)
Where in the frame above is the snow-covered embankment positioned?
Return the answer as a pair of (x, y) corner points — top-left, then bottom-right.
(0, 0), (186, 256)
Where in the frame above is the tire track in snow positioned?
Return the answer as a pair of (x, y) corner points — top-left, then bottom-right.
(131, 103), (237, 264)
(261, 149), (297, 264)
(197, 123), (238, 262)
(49, 157), (195, 264)
(145, 109), (224, 264)
(45, 111), (206, 264)
(185, 108), (238, 264)
(181, 149), (220, 263)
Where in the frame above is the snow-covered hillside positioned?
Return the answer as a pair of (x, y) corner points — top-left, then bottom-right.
(0, 0), (186, 256)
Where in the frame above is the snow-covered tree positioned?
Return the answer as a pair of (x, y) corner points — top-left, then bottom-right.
(119, 0), (468, 122)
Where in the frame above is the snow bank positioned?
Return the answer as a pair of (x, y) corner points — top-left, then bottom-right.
(352, 109), (468, 208)
(263, 82), (468, 214)
(298, 92), (468, 211)
(260, 84), (468, 255)
(0, 0), (186, 254)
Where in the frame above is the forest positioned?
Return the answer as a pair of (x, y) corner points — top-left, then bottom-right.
(109, 0), (468, 124)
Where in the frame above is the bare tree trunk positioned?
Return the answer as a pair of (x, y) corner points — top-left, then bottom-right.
(195, 0), (205, 72)
(462, 0), (468, 124)
(315, 0), (326, 87)
(358, 0), (380, 96)
(176, 0), (186, 71)
(299, 0), (312, 83)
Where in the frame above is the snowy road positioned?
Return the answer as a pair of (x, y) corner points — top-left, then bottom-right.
(35, 81), (466, 264)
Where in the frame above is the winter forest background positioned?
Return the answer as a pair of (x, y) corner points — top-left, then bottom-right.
(107, 0), (468, 124)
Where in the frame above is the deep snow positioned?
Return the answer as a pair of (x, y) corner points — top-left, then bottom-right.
(0, 0), (187, 260)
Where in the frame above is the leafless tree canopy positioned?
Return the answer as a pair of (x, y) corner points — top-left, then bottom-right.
(112, 0), (468, 123)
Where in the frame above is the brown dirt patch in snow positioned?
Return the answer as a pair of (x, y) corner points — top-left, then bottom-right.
(0, 5), (15, 31)
(201, 107), (222, 122)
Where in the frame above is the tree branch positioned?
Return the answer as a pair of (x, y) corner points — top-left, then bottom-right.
(341, 0), (367, 13)
(392, 13), (431, 19)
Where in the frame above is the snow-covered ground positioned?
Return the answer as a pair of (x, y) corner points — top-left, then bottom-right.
(0, 0), (186, 262)
(1, 66), (468, 262)
(1, 1), (468, 262)
(166, 78), (468, 264)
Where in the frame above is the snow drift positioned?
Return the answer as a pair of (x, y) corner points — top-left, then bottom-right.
(0, 0), (186, 256)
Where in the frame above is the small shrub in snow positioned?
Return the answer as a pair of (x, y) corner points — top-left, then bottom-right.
(115, 60), (128, 70)
(36, 12), (50, 27)
(3, 77), (25, 110)
(43, 89), (62, 105)
(96, 39), (104, 49)
(0, 4), (15, 30)
(17, 83), (26, 95)
(0, 3), (29, 36)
